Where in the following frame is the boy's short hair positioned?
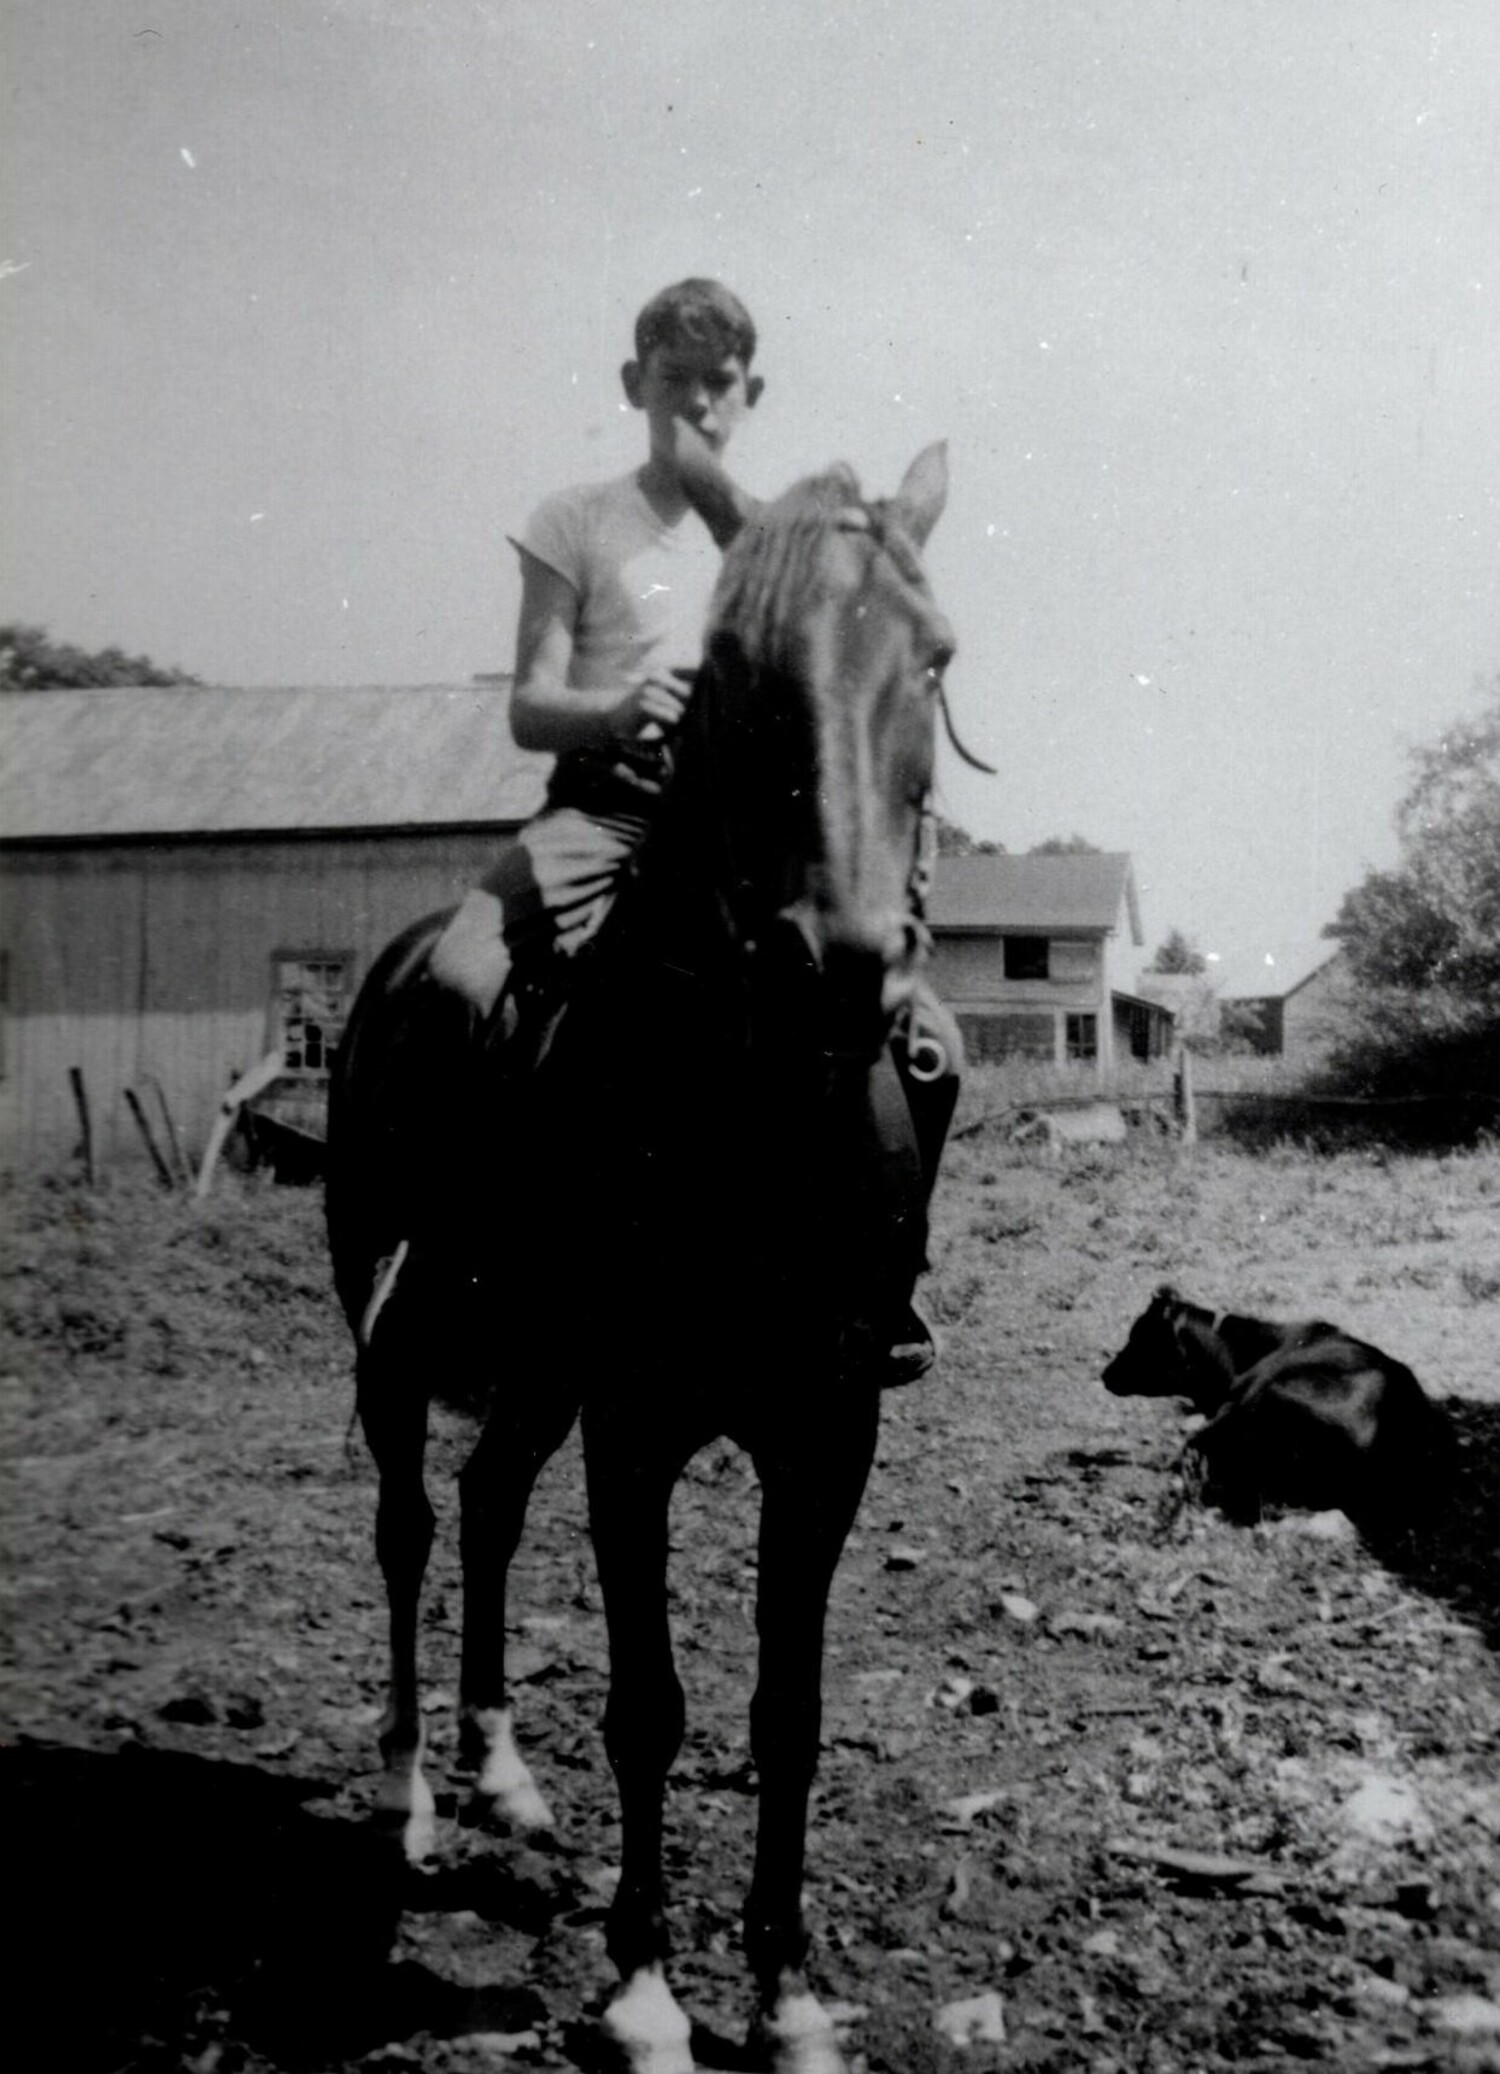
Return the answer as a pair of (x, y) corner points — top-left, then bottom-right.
(634, 278), (757, 368)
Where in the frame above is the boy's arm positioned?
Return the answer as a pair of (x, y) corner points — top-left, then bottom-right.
(509, 551), (690, 755)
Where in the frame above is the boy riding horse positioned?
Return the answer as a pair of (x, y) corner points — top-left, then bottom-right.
(429, 279), (959, 1380)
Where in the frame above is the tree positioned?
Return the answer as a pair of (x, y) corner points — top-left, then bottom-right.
(934, 814), (1005, 857)
(1150, 928), (1207, 976)
(0, 624), (201, 689)
(1326, 682), (1500, 1000)
(1029, 834), (1100, 855)
(1319, 680), (1500, 1102)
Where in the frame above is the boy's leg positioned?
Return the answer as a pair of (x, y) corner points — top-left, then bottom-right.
(895, 806), (963, 1204)
(861, 1047), (938, 1384)
(881, 980), (963, 1382)
(892, 979), (963, 1200)
(428, 805), (649, 1024)
(428, 883), (513, 1018)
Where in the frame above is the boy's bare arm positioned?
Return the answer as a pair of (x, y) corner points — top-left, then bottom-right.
(509, 554), (690, 755)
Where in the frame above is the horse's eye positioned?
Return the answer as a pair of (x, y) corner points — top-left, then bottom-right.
(924, 642), (955, 687)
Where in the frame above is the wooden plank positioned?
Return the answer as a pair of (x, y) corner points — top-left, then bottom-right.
(124, 1087), (175, 1187)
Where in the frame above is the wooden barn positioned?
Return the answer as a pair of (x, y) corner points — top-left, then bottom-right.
(1220, 945), (1349, 1060)
(926, 851), (1173, 1080)
(0, 684), (546, 1172)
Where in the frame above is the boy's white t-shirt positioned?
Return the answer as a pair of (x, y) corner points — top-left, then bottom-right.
(514, 471), (722, 687)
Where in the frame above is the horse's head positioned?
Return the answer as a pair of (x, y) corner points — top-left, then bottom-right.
(673, 427), (968, 1060)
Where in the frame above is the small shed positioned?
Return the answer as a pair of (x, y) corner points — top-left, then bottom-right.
(1220, 945), (1349, 1059)
(0, 684), (546, 1171)
(1133, 969), (1221, 1047)
(926, 852), (1171, 1079)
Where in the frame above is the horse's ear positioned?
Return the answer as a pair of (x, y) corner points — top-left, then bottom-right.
(673, 421), (761, 549)
(891, 441), (948, 549)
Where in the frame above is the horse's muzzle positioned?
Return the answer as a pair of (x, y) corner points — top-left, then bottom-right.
(757, 909), (912, 1063)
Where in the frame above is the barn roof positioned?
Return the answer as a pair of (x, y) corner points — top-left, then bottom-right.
(0, 683), (550, 841)
(1212, 942), (1343, 1001)
(928, 852), (1142, 942)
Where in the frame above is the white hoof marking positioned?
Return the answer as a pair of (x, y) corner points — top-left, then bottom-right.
(376, 1747), (438, 1866)
(601, 1966), (695, 2074)
(754, 1990), (847, 2074)
(468, 1706), (556, 1831)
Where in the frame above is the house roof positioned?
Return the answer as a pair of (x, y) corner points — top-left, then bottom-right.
(928, 852), (1142, 943)
(0, 683), (550, 841)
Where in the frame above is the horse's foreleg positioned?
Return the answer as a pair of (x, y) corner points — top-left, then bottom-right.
(457, 1393), (579, 1832)
(358, 1347), (438, 1866)
(744, 1392), (880, 2074)
(583, 1411), (694, 2072)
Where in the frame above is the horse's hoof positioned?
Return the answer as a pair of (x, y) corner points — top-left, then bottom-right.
(463, 1706), (557, 1832)
(375, 1757), (439, 1867)
(601, 1966), (695, 2074)
(748, 1990), (847, 2074)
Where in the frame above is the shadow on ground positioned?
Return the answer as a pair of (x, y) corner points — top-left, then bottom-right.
(1363, 1398), (1500, 1650)
(5, 1743), (549, 2073)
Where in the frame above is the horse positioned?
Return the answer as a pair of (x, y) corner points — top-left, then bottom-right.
(325, 430), (972, 2074)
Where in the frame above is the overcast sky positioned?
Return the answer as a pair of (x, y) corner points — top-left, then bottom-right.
(5, 0), (1498, 981)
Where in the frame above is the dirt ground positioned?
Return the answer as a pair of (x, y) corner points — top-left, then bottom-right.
(4, 1105), (1500, 2074)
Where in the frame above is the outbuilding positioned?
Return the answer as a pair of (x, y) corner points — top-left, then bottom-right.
(1219, 945), (1349, 1060)
(0, 684), (544, 1171)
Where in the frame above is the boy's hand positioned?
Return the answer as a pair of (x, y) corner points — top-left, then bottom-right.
(610, 666), (695, 744)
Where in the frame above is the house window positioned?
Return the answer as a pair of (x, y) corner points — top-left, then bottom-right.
(959, 1011), (1055, 1063)
(1065, 1013), (1098, 1062)
(272, 953), (353, 1079)
(1003, 935), (1049, 980)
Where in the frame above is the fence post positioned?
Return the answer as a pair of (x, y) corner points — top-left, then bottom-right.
(1173, 1043), (1198, 1146)
(69, 1066), (95, 1185)
(125, 1087), (176, 1187)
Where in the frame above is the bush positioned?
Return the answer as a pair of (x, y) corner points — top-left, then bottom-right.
(1316, 987), (1500, 1102)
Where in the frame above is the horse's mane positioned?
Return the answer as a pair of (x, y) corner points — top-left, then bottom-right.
(705, 467), (864, 677)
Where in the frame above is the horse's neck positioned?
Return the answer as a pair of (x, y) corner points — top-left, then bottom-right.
(623, 737), (741, 982)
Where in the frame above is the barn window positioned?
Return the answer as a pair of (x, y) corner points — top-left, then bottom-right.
(272, 953), (353, 1080)
(1065, 1013), (1098, 1062)
(1002, 935), (1049, 980)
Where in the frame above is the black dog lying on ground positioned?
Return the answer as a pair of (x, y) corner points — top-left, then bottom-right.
(1103, 1285), (1456, 1526)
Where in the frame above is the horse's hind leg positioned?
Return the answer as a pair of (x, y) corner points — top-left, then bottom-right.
(744, 1391), (880, 2074)
(457, 1388), (580, 1832)
(357, 1340), (438, 1865)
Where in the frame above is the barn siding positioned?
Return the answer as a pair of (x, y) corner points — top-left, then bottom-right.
(0, 827), (513, 1170)
(1281, 957), (1347, 1060)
